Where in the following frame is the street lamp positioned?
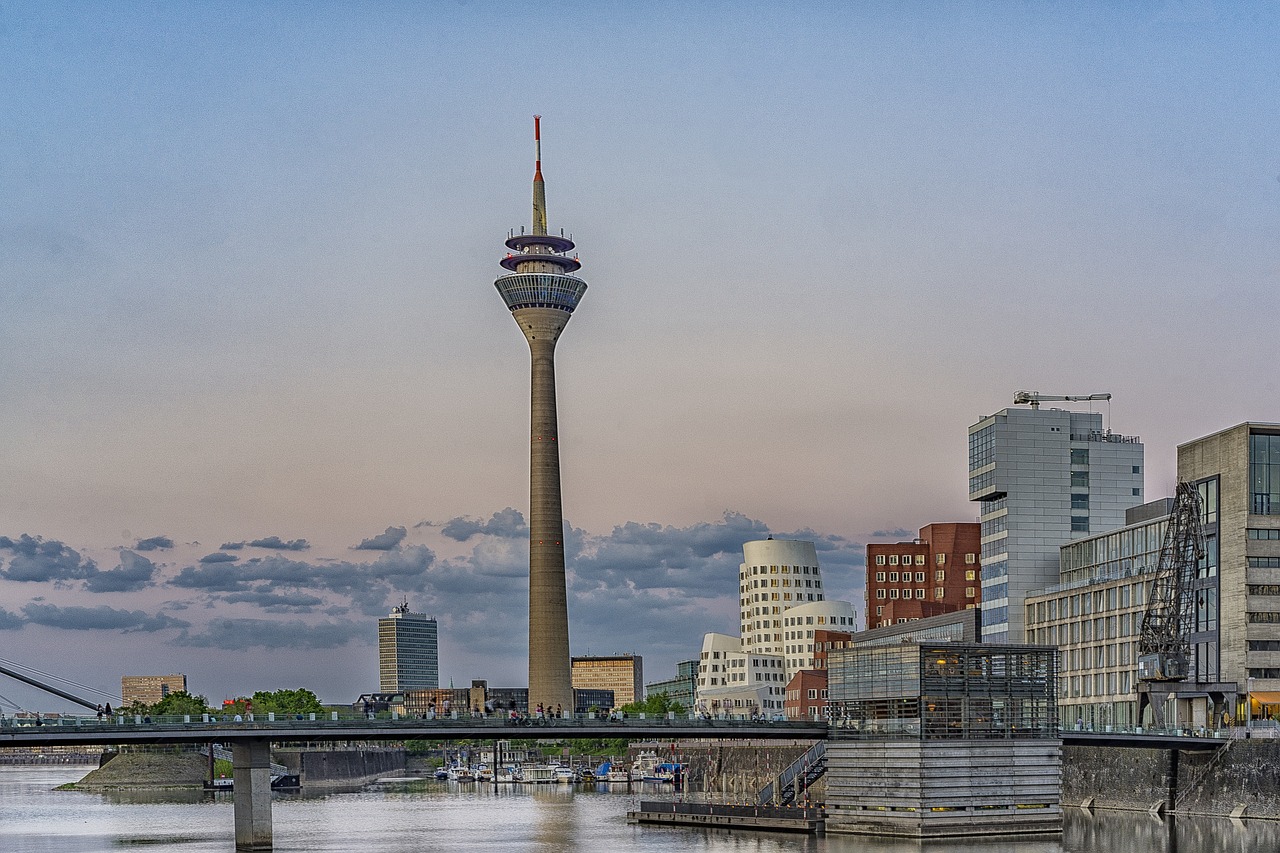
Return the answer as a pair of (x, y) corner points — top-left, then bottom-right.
(1247, 676), (1255, 732)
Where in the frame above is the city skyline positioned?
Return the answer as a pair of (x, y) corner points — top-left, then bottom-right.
(3, 4), (1278, 709)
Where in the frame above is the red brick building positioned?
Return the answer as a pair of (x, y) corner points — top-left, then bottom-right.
(783, 669), (830, 720)
(865, 522), (980, 630)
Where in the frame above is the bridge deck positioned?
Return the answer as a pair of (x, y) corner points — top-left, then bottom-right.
(0, 717), (827, 748)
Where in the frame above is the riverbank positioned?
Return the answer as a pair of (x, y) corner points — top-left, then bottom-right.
(68, 751), (208, 790)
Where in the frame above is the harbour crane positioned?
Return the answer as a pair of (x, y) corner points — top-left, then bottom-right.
(1135, 481), (1205, 729)
(1012, 391), (1111, 410)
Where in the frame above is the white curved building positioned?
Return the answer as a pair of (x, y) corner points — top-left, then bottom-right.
(778, 599), (856, 673)
(696, 538), (855, 715)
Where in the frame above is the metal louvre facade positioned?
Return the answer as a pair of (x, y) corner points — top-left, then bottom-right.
(828, 643), (1059, 741)
(495, 273), (588, 312)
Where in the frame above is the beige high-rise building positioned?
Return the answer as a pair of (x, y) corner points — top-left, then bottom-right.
(121, 674), (186, 706)
(571, 655), (642, 708)
(494, 117), (587, 715)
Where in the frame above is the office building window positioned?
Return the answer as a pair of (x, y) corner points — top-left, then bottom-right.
(1071, 517), (1089, 533)
(915, 572), (925, 583)
(934, 570), (945, 582)
(1248, 529), (1280, 540)
(890, 589), (899, 600)
(1071, 471), (1089, 488)
(965, 570), (976, 581)
(875, 571), (885, 582)
(875, 555), (885, 565)
(1071, 449), (1089, 465)
(876, 590), (885, 599)
(965, 553), (976, 564)
(889, 555), (898, 565)
(1071, 494), (1089, 510)
(1251, 433), (1280, 515)
(889, 572), (898, 582)
(936, 553), (946, 565)
(915, 588), (925, 599)
(965, 587), (976, 598)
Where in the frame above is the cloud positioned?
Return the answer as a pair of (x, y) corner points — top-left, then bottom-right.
(21, 603), (188, 632)
(0, 608), (24, 630)
(353, 526), (407, 551)
(133, 536), (174, 552)
(173, 618), (364, 650)
(198, 552), (238, 564)
(440, 508), (527, 541)
(170, 563), (249, 592)
(247, 536), (309, 551)
(84, 550), (157, 593)
(0, 534), (98, 582)
(220, 541), (245, 550)
(871, 527), (912, 540)
(221, 588), (325, 612)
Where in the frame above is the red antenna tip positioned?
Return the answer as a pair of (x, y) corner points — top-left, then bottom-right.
(534, 115), (541, 140)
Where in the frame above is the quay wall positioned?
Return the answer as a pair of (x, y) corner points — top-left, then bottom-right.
(1063, 741), (1280, 818)
(660, 740), (820, 801)
(276, 747), (404, 786)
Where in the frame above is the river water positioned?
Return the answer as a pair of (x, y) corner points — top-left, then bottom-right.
(2, 765), (1277, 853)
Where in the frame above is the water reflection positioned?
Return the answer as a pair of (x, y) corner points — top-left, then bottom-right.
(6, 766), (1280, 852)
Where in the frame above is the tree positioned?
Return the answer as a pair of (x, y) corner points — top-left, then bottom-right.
(150, 691), (211, 716)
(248, 688), (324, 716)
(619, 692), (686, 718)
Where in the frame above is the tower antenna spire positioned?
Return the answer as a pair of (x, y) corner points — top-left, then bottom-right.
(532, 115), (547, 236)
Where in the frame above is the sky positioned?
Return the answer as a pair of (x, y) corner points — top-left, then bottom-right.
(2, 1), (1278, 712)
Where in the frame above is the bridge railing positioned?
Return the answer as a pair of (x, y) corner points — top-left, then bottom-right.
(0, 710), (824, 732)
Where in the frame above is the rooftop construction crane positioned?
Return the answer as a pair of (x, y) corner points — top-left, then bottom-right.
(1135, 481), (1205, 728)
(1012, 391), (1111, 409)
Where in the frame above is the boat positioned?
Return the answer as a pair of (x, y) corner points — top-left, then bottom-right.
(433, 768), (449, 780)
(630, 750), (681, 783)
(519, 765), (559, 784)
(553, 765), (576, 783)
(476, 764), (494, 783)
(446, 765), (476, 783)
(495, 766), (522, 783)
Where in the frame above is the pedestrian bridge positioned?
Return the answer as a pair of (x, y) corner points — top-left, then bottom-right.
(0, 713), (1244, 849)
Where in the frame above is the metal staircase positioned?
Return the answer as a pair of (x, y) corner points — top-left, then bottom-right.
(758, 741), (826, 806)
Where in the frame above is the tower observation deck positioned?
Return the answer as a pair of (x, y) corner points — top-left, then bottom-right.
(494, 116), (585, 715)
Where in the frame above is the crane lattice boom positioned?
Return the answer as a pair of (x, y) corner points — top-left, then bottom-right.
(1137, 482), (1205, 682)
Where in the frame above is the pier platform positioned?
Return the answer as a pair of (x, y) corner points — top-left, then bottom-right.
(628, 801), (824, 833)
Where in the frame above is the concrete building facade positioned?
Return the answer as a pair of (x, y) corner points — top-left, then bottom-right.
(866, 523), (981, 630)
(121, 674), (186, 706)
(378, 599), (438, 693)
(494, 118), (586, 714)
(571, 654), (642, 708)
(968, 404), (1144, 643)
(1180, 423), (1280, 719)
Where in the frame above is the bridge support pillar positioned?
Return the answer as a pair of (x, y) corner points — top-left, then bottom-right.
(232, 739), (273, 850)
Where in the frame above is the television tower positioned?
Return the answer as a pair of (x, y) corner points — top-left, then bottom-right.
(494, 116), (586, 715)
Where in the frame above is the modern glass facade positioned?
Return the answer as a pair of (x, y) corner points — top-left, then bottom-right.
(827, 643), (1059, 740)
(494, 273), (587, 312)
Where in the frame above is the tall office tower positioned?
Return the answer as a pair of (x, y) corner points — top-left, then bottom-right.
(494, 117), (586, 714)
(378, 599), (439, 692)
(969, 403), (1143, 643)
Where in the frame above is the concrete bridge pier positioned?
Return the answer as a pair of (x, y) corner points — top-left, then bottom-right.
(232, 739), (273, 850)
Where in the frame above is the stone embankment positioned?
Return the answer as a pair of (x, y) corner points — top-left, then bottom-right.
(1063, 741), (1280, 818)
(276, 748), (405, 787)
(643, 740), (820, 801)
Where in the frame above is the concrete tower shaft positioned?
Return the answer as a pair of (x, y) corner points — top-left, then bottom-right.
(494, 118), (586, 716)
